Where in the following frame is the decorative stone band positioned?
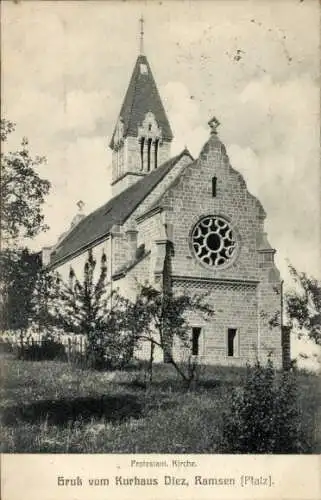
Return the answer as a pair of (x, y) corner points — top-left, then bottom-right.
(171, 275), (259, 292)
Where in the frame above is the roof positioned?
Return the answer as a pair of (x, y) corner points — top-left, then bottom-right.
(109, 55), (173, 149)
(50, 150), (192, 267)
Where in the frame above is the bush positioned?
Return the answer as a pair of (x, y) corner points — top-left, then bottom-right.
(0, 339), (14, 354)
(222, 358), (306, 453)
(18, 338), (66, 361)
(84, 333), (135, 371)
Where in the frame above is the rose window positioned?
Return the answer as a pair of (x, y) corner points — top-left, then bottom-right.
(191, 216), (237, 267)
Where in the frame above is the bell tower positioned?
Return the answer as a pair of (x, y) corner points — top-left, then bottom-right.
(109, 17), (173, 196)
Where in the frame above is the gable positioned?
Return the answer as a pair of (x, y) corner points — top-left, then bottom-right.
(141, 133), (269, 282)
(148, 134), (266, 220)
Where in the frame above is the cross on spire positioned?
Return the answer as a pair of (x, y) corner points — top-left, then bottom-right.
(139, 15), (145, 54)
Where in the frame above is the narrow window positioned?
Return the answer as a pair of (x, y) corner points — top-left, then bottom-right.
(192, 327), (201, 356)
(154, 139), (158, 169)
(212, 176), (217, 197)
(116, 149), (119, 178)
(147, 138), (152, 171)
(227, 328), (238, 357)
(140, 63), (148, 74)
(140, 137), (145, 171)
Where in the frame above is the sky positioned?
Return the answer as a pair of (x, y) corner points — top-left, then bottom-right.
(2, 0), (320, 289)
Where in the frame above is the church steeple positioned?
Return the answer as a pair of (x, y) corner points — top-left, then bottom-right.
(109, 19), (173, 196)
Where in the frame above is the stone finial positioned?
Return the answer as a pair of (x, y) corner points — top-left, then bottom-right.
(70, 201), (86, 228)
(208, 116), (220, 135)
(77, 200), (85, 213)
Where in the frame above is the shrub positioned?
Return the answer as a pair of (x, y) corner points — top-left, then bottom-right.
(33, 252), (137, 371)
(17, 338), (66, 361)
(222, 358), (306, 453)
(0, 339), (14, 354)
(83, 329), (135, 371)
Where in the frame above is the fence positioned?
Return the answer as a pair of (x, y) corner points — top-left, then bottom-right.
(1, 334), (88, 361)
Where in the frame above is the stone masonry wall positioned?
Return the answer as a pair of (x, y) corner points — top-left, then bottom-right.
(131, 279), (260, 366)
(153, 132), (282, 366)
(257, 256), (283, 367)
(173, 279), (259, 365)
(134, 152), (193, 219)
(160, 137), (266, 282)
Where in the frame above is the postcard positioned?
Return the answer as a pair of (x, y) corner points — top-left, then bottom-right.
(1, 1), (320, 499)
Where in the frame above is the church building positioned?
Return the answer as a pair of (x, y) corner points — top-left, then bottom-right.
(44, 22), (283, 367)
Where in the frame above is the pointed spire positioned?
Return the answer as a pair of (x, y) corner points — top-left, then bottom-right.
(139, 15), (145, 55)
(109, 54), (173, 149)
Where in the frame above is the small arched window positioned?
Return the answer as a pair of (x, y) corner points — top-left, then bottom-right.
(154, 139), (159, 169)
(212, 176), (217, 197)
(140, 137), (145, 171)
(69, 267), (75, 281)
(101, 251), (107, 274)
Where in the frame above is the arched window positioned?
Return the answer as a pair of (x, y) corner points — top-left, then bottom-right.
(140, 137), (145, 171)
(154, 139), (159, 169)
(147, 138), (152, 171)
(212, 176), (217, 197)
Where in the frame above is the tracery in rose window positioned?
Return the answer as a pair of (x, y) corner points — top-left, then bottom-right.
(191, 216), (237, 267)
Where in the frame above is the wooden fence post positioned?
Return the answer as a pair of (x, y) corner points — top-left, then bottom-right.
(67, 338), (71, 364)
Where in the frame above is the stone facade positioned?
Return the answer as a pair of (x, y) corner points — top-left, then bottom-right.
(122, 128), (282, 367)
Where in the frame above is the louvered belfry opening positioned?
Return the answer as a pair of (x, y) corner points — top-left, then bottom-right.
(147, 137), (152, 171)
(139, 135), (160, 172)
(154, 139), (159, 169)
(140, 137), (145, 171)
(138, 110), (163, 172)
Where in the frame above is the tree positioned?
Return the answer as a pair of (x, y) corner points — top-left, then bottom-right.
(285, 264), (321, 345)
(125, 283), (214, 385)
(38, 251), (134, 369)
(31, 267), (62, 337)
(0, 248), (42, 334)
(0, 119), (51, 339)
(1, 119), (51, 244)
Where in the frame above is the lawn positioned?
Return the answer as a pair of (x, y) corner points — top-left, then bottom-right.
(1, 355), (320, 453)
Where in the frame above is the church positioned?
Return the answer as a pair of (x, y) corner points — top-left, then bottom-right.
(43, 22), (283, 367)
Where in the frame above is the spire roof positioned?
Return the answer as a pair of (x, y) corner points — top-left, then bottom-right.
(109, 54), (173, 149)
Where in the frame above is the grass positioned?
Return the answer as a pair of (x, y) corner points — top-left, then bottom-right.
(1, 355), (320, 453)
